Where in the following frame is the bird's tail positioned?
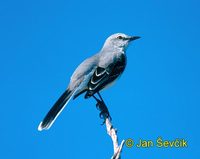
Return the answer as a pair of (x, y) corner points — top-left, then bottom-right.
(38, 88), (74, 131)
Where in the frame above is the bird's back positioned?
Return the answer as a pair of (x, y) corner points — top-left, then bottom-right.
(69, 53), (99, 90)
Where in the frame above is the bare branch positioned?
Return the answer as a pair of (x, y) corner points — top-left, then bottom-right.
(94, 94), (125, 158)
(105, 118), (125, 159)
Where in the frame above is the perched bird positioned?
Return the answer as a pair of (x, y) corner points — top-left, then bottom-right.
(38, 33), (140, 131)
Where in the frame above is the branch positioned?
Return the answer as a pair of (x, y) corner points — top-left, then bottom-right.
(94, 96), (125, 158)
(105, 118), (125, 159)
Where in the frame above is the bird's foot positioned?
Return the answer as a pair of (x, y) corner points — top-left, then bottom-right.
(96, 99), (112, 125)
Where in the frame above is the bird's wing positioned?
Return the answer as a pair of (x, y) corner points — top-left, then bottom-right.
(85, 54), (126, 98)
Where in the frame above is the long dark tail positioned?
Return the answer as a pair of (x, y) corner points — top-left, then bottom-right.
(38, 89), (73, 131)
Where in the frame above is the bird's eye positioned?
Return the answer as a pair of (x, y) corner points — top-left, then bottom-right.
(117, 36), (123, 39)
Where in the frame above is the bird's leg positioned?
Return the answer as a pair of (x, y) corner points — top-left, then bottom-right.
(92, 95), (102, 111)
(92, 92), (112, 124)
(97, 92), (104, 103)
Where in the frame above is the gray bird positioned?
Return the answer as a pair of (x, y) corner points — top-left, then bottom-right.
(38, 33), (140, 131)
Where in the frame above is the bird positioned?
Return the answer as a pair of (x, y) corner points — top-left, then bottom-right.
(38, 33), (140, 131)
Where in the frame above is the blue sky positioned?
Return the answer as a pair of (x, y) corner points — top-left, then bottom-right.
(0, 0), (199, 158)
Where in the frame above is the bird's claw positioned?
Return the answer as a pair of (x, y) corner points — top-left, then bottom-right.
(96, 100), (112, 125)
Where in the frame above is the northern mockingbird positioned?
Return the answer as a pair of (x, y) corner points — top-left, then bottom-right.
(38, 33), (140, 131)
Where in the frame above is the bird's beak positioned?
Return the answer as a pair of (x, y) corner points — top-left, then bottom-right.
(129, 36), (141, 41)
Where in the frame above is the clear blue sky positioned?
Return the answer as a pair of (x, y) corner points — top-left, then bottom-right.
(0, 0), (199, 158)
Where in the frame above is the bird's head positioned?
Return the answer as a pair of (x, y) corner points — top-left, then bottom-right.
(102, 33), (140, 52)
